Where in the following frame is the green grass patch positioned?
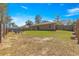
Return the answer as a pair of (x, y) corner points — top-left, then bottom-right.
(23, 31), (55, 37)
(23, 30), (72, 41)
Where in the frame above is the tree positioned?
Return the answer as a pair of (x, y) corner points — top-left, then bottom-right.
(66, 19), (74, 25)
(0, 3), (7, 43)
(2, 15), (12, 35)
(54, 16), (63, 25)
(35, 15), (42, 24)
(71, 21), (76, 26)
(10, 22), (18, 29)
(55, 21), (63, 25)
(55, 15), (60, 22)
(25, 20), (33, 26)
(42, 20), (50, 23)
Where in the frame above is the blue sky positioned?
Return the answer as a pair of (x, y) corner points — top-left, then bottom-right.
(8, 3), (79, 26)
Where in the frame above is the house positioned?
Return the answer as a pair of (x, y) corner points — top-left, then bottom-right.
(29, 22), (56, 31)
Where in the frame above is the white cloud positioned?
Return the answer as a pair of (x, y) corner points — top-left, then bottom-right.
(21, 6), (28, 10)
(68, 8), (79, 13)
(65, 13), (75, 16)
(65, 7), (79, 16)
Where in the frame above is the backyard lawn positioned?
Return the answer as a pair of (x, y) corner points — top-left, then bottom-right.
(23, 30), (72, 41)
(0, 30), (79, 56)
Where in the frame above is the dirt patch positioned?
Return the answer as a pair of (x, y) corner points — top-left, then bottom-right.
(0, 32), (79, 56)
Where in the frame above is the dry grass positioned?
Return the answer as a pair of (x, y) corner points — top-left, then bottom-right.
(0, 30), (79, 56)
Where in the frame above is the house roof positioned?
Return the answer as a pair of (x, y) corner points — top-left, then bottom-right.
(30, 22), (55, 26)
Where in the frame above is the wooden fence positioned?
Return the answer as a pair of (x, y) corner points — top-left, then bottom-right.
(75, 20), (79, 44)
(72, 20), (79, 44)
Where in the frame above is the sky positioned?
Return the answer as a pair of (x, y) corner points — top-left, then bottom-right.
(7, 3), (79, 26)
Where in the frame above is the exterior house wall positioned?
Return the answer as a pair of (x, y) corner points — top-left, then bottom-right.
(30, 26), (37, 30)
(51, 23), (56, 30)
(38, 24), (50, 30)
(30, 23), (56, 30)
(29, 23), (74, 31)
(56, 25), (64, 30)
